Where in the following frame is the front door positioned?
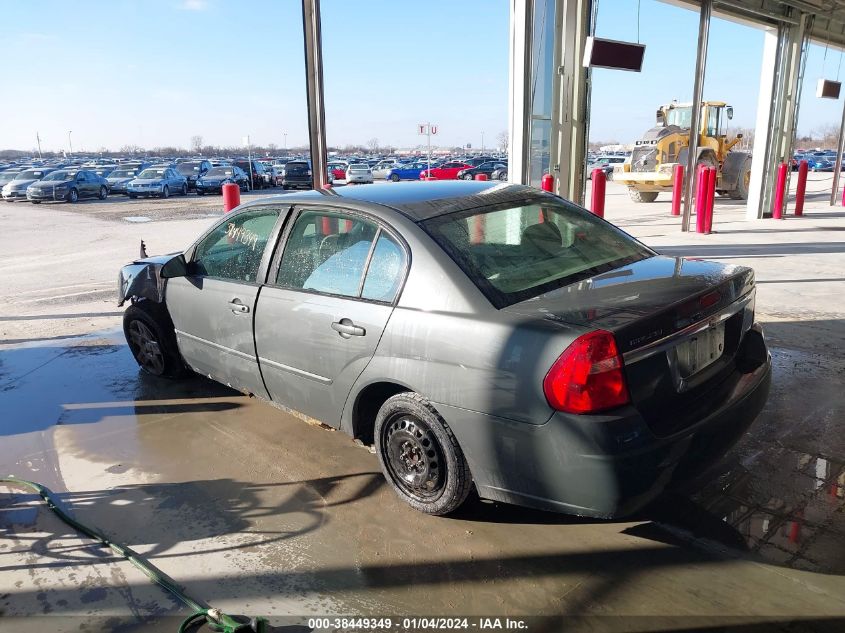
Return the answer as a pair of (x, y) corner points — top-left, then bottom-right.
(254, 207), (408, 427)
(166, 205), (287, 396)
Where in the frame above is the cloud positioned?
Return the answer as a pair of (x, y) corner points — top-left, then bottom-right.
(179, 0), (208, 10)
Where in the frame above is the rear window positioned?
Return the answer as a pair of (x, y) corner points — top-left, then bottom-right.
(285, 162), (309, 174)
(423, 201), (652, 308)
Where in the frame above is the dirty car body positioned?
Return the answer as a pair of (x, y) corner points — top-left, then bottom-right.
(117, 181), (771, 517)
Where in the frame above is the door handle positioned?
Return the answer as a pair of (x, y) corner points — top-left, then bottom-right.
(228, 299), (250, 314)
(331, 318), (365, 338)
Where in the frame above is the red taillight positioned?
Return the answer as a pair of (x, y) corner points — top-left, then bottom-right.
(543, 330), (630, 414)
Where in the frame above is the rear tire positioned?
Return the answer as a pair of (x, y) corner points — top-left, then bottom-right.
(129, 193), (137, 199)
(375, 392), (473, 515)
(628, 189), (658, 203)
(123, 302), (186, 378)
(729, 159), (752, 200)
(98, 186), (108, 200)
(181, 183), (188, 196)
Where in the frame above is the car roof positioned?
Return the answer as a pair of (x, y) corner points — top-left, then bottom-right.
(239, 181), (546, 222)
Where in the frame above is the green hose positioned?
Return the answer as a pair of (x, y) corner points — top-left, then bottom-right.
(1, 475), (267, 633)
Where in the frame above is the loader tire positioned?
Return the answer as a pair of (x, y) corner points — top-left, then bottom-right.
(730, 159), (752, 200)
(629, 189), (658, 203)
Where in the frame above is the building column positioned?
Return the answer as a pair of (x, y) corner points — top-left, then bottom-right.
(508, 0), (532, 185)
(302, 0), (328, 189)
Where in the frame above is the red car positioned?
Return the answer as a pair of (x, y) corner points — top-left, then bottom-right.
(420, 161), (473, 180)
(328, 162), (348, 180)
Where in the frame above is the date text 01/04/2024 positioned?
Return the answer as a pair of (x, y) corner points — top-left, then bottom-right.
(306, 617), (529, 630)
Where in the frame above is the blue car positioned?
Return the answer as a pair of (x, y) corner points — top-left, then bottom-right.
(127, 166), (188, 198)
(807, 157), (834, 172)
(385, 162), (431, 182)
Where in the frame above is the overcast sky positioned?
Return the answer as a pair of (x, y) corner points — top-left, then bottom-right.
(0, 0), (843, 153)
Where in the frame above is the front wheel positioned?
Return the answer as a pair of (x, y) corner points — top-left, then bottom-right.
(128, 193), (137, 199)
(181, 183), (188, 196)
(161, 185), (170, 199)
(67, 188), (79, 203)
(197, 190), (205, 196)
(123, 303), (185, 378)
(390, 174), (400, 182)
(98, 186), (108, 200)
(375, 392), (473, 515)
(462, 173), (473, 180)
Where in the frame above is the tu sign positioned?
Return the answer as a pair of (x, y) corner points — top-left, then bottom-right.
(418, 123), (438, 135)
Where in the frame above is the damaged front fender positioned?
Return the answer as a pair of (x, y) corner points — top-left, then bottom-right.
(117, 253), (186, 307)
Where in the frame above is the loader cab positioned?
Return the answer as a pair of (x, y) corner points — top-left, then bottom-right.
(704, 103), (731, 138)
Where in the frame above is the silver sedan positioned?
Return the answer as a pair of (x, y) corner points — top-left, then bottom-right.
(118, 182), (771, 517)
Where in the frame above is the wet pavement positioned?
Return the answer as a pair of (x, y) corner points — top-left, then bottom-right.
(1, 330), (844, 632)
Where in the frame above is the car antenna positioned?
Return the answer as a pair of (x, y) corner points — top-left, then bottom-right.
(139, 240), (148, 258)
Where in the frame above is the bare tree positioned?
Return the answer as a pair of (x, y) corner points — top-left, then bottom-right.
(497, 130), (508, 150)
(190, 135), (203, 153)
(367, 137), (379, 152)
(119, 144), (143, 154)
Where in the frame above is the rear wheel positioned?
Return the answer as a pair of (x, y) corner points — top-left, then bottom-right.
(628, 188), (658, 203)
(31, 200), (41, 204)
(123, 303), (186, 378)
(729, 159), (752, 200)
(128, 193), (137, 199)
(375, 392), (473, 515)
(98, 186), (108, 200)
(181, 183), (188, 196)
(462, 173), (473, 180)
(197, 190), (204, 196)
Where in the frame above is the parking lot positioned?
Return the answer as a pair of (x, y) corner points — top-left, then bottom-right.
(2, 175), (844, 631)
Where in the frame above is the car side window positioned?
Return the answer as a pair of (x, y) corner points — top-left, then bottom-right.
(276, 210), (379, 298)
(361, 232), (404, 302)
(192, 207), (281, 282)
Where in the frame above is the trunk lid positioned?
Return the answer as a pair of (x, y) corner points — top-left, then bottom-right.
(505, 255), (758, 436)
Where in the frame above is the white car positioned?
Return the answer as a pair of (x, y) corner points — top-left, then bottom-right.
(371, 160), (400, 180)
(587, 155), (627, 179)
(345, 163), (374, 184)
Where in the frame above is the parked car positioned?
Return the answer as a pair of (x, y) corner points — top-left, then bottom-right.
(807, 157), (834, 172)
(280, 160), (312, 190)
(372, 160), (400, 180)
(127, 167), (188, 198)
(234, 160), (270, 189)
(456, 161), (508, 181)
(118, 181), (771, 517)
(176, 160), (212, 191)
(85, 165), (118, 178)
(195, 165), (251, 195)
(463, 156), (498, 167)
(2, 168), (56, 201)
(328, 162), (348, 181)
(587, 155), (627, 179)
(0, 169), (23, 190)
(419, 162), (473, 180)
(490, 166), (508, 181)
(107, 167), (143, 195)
(385, 162), (429, 182)
(345, 163), (374, 184)
(26, 169), (109, 203)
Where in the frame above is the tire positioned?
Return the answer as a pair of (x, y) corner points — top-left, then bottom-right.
(628, 189), (658, 203)
(98, 186), (108, 200)
(31, 200), (41, 204)
(123, 303), (186, 378)
(197, 190), (204, 196)
(390, 174), (400, 182)
(181, 183), (188, 196)
(161, 185), (170, 199)
(730, 159), (752, 200)
(67, 188), (79, 203)
(462, 173), (473, 180)
(375, 392), (473, 515)
(129, 193), (137, 199)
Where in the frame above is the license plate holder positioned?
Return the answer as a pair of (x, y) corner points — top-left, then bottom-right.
(675, 322), (725, 379)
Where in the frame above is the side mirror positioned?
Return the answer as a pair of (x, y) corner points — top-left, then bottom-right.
(160, 253), (188, 279)
(726, 106), (734, 120)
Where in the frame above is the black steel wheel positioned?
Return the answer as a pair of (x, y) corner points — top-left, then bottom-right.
(123, 303), (186, 378)
(375, 392), (472, 515)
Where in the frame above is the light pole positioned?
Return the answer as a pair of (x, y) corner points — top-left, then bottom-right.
(481, 131), (485, 153)
(283, 132), (288, 155)
(68, 130), (73, 157)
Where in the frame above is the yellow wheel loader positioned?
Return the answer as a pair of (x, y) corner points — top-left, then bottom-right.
(616, 100), (751, 203)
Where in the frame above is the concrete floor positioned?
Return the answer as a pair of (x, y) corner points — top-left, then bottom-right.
(1, 177), (844, 631)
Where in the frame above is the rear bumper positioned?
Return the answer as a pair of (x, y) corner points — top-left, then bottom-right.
(438, 334), (771, 518)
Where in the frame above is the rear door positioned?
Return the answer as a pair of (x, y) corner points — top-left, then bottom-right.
(254, 206), (408, 427)
(166, 204), (289, 396)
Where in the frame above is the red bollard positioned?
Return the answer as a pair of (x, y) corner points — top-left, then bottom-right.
(671, 164), (684, 216)
(704, 167), (717, 234)
(591, 169), (606, 218)
(541, 173), (554, 192)
(794, 160), (808, 217)
(772, 162), (787, 219)
(695, 166), (707, 233)
(222, 183), (240, 213)
(475, 173), (488, 181)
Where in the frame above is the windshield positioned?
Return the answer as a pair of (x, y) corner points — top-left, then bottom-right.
(138, 169), (166, 179)
(42, 171), (75, 181)
(16, 170), (48, 180)
(111, 169), (137, 177)
(207, 167), (233, 177)
(423, 200), (652, 308)
(666, 106), (692, 129)
(177, 163), (202, 174)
